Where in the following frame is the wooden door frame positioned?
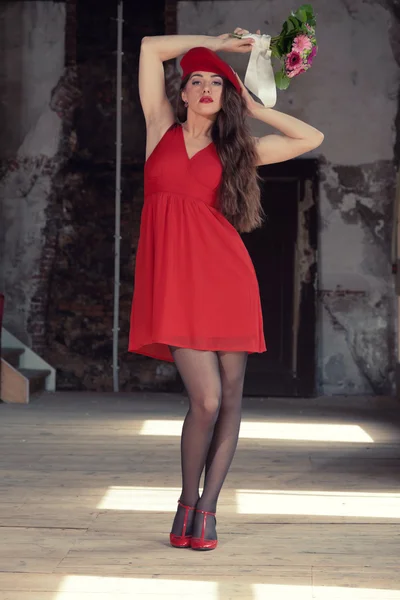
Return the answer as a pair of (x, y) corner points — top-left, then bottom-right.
(257, 159), (319, 396)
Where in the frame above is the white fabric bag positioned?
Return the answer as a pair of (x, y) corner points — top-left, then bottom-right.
(242, 33), (277, 108)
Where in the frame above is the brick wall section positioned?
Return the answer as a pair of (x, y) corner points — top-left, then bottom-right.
(28, 184), (59, 354)
(65, 0), (77, 66)
(41, 0), (181, 391)
(165, 0), (177, 35)
(28, 0), (80, 354)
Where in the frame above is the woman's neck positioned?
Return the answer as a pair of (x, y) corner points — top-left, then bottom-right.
(183, 113), (215, 139)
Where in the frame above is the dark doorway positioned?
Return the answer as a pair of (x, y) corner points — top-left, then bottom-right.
(242, 159), (319, 397)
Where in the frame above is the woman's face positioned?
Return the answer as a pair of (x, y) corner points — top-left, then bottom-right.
(182, 71), (224, 117)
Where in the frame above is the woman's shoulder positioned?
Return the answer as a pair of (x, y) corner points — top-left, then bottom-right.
(145, 121), (180, 161)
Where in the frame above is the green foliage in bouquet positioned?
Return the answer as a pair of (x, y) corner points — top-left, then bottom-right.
(271, 4), (317, 90)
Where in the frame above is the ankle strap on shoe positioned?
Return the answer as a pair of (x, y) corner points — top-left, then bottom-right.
(178, 500), (196, 511)
(196, 508), (216, 516)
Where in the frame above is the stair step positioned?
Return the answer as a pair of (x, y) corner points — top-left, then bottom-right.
(1, 347), (24, 367)
(18, 368), (51, 394)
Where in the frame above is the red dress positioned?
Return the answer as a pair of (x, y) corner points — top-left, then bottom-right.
(128, 124), (266, 362)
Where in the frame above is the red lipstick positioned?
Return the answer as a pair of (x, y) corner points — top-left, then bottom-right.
(200, 97), (213, 104)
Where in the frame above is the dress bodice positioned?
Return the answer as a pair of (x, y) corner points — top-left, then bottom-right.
(144, 124), (223, 208)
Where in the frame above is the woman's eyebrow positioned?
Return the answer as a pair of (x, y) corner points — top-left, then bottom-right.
(190, 73), (223, 78)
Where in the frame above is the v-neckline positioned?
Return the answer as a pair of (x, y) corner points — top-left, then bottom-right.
(180, 125), (213, 161)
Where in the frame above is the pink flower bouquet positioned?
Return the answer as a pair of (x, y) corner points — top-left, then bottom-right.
(272, 4), (318, 89)
(232, 4), (318, 90)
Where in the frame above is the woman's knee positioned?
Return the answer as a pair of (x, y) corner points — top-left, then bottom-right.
(221, 377), (245, 409)
(190, 392), (221, 424)
(218, 352), (247, 408)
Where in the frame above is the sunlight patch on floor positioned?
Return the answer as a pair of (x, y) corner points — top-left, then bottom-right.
(237, 489), (400, 518)
(253, 583), (400, 599)
(57, 575), (218, 598)
(139, 419), (373, 443)
(55, 577), (400, 600)
(252, 584), (312, 599)
(97, 486), (182, 510)
(97, 486), (400, 519)
(311, 586), (400, 599)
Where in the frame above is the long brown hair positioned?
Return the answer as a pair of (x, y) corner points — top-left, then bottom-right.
(177, 76), (263, 233)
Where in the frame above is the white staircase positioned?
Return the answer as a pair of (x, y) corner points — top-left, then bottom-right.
(0, 328), (56, 404)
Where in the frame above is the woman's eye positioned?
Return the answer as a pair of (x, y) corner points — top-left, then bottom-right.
(191, 80), (222, 86)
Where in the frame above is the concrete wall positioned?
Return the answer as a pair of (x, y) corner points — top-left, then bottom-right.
(177, 0), (399, 394)
(0, 1), (65, 344)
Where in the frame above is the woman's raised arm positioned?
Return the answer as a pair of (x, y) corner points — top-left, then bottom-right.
(235, 74), (324, 165)
(139, 34), (255, 157)
(139, 36), (219, 128)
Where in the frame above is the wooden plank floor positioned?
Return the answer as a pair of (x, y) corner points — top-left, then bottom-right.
(1, 392), (400, 599)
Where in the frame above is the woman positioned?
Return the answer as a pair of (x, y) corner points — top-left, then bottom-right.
(129, 28), (323, 551)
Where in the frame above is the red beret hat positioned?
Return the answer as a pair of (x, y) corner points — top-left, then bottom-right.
(180, 47), (241, 95)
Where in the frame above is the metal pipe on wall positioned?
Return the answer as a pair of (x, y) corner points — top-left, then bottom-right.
(113, 1), (123, 392)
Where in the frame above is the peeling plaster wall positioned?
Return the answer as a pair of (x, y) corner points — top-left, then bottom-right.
(0, 2), (65, 344)
(177, 0), (400, 394)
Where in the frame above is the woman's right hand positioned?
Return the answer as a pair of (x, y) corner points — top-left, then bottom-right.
(217, 28), (255, 53)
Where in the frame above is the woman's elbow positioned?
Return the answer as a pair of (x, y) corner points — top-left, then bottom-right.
(141, 36), (159, 49)
(312, 131), (324, 149)
(304, 131), (324, 153)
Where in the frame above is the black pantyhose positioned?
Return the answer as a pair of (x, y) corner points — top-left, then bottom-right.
(170, 348), (248, 541)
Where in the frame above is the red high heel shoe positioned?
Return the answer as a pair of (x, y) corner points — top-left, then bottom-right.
(191, 508), (218, 551)
(169, 500), (196, 548)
